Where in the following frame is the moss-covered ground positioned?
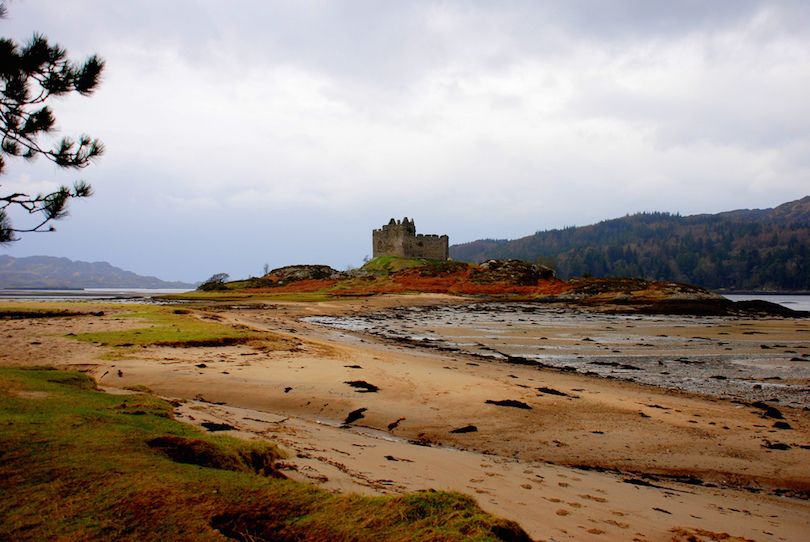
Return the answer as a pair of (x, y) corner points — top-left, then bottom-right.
(0, 366), (530, 541)
(70, 305), (294, 352)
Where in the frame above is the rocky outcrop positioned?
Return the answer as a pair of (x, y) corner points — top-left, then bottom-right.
(266, 265), (341, 284)
(558, 277), (717, 300)
(470, 259), (555, 286)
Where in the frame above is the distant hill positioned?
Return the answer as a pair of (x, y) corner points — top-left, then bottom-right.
(450, 196), (810, 292)
(0, 256), (196, 289)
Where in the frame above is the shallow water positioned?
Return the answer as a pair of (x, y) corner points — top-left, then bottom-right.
(0, 288), (191, 303)
(305, 302), (810, 408)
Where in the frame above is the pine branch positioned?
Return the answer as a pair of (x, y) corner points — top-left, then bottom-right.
(0, 11), (104, 244)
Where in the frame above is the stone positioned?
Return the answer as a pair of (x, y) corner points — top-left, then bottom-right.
(372, 217), (449, 260)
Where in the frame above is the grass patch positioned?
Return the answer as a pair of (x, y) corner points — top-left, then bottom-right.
(0, 302), (105, 319)
(162, 291), (342, 302)
(69, 305), (293, 351)
(362, 256), (439, 275)
(0, 367), (530, 541)
(123, 384), (154, 394)
(160, 291), (265, 301)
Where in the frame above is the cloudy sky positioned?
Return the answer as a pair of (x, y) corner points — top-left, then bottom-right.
(2, 1), (809, 283)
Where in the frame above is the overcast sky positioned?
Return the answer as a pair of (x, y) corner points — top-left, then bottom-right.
(2, 0), (809, 283)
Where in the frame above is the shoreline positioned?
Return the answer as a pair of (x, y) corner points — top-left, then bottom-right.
(2, 294), (809, 541)
(302, 301), (810, 408)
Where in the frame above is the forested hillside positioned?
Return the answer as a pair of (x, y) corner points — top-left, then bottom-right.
(450, 197), (810, 292)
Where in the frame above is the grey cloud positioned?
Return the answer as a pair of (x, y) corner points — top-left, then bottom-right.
(538, 0), (767, 40)
(4, 1), (809, 282)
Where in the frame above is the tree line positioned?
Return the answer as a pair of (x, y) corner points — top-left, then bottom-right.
(450, 198), (810, 292)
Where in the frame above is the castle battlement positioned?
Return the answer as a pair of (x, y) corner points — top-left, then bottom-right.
(372, 218), (448, 260)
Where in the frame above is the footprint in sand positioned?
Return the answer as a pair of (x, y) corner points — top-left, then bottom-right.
(580, 494), (608, 503)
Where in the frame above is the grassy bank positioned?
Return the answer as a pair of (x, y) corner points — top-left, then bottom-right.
(0, 366), (530, 541)
(69, 305), (298, 359)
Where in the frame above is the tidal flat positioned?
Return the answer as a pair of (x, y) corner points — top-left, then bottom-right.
(306, 302), (810, 408)
(2, 295), (809, 541)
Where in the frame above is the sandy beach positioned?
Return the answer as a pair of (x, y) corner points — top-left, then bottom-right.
(2, 294), (809, 541)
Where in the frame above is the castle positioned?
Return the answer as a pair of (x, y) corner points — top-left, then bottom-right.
(372, 218), (449, 261)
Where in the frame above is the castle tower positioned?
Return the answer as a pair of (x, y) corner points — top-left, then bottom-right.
(372, 218), (449, 260)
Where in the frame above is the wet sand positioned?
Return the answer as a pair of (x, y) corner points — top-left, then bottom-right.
(2, 294), (809, 541)
(305, 302), (810, 407)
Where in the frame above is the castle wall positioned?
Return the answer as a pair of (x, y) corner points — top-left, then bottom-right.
(373, 218), (449, 260)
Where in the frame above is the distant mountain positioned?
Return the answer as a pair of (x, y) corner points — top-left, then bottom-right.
(450, 196), (810, 292)
(0, 256), (196, 289)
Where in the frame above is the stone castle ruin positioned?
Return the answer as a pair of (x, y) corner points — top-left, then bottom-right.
(373, 218), (449, 261)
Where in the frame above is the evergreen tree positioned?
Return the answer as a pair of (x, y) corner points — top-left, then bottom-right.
(451, 197), (810, 291)
(0, 2), (104, 244)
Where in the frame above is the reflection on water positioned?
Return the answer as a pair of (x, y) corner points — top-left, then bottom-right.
(305, 301), (810, 408)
